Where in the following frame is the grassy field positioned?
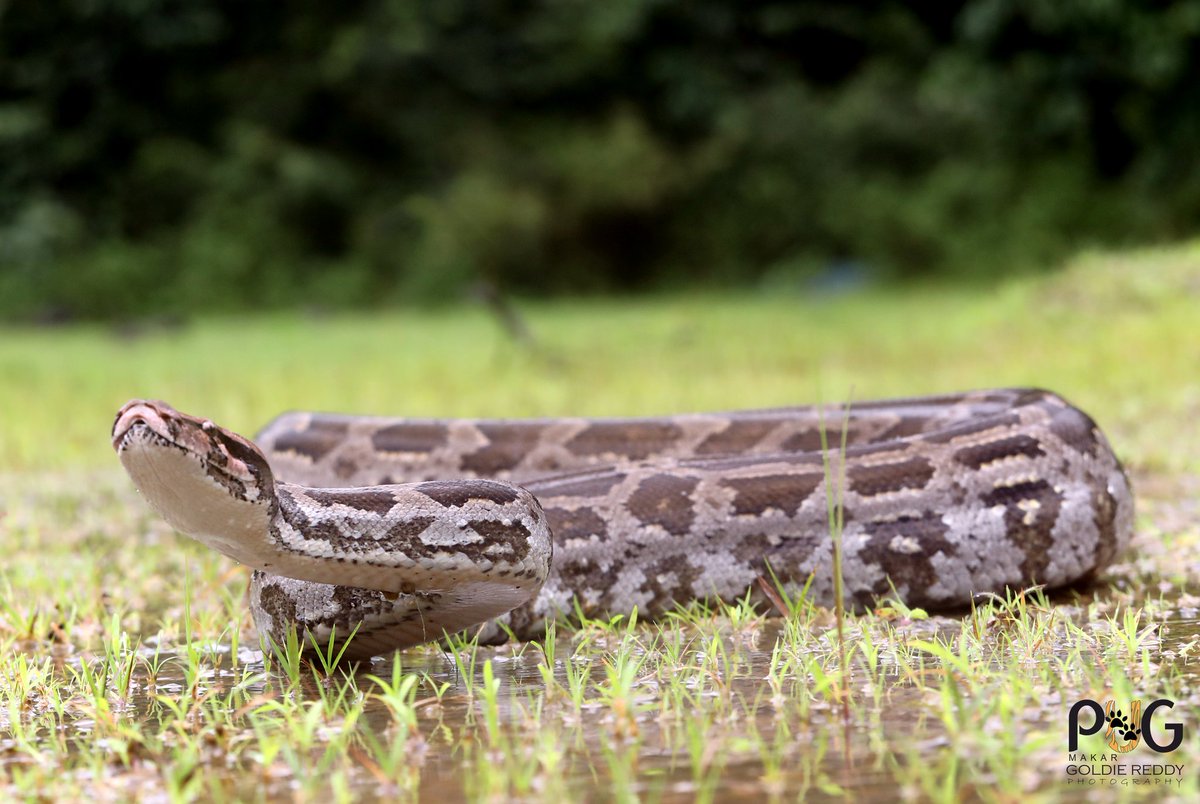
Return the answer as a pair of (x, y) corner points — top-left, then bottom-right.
(0, 243), (1198, 800)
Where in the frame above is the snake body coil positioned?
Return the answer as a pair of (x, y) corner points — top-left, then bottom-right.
(112, 389), (1133, 659)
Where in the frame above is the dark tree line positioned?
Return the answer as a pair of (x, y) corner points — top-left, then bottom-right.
(3, 1), (1199, 319)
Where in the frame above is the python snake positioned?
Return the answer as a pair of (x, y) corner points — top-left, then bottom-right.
(112, 388), (1133, 660)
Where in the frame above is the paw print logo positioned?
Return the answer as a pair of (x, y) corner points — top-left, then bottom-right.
(1104, 700), (1143, 753)
(1106, 709), (1140, 741)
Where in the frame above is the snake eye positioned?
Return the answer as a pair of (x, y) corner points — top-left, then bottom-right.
(201, 420), (216, 432)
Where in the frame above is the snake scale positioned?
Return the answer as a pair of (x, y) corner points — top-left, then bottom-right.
(112, 388), (1133, 660)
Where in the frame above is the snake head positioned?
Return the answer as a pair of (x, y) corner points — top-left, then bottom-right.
(113, 400), (276, 549)
(113, 399), (275, 494)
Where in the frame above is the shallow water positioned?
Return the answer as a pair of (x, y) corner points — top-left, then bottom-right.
(5, 602), (1191, 801)
(1, 469), (1197, 800)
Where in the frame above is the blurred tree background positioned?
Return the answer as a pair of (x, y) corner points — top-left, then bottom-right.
(2, 0), (1199, 320)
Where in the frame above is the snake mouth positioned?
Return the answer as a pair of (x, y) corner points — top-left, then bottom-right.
(112, 400), (176, 452)
(114, 422), (168, 453)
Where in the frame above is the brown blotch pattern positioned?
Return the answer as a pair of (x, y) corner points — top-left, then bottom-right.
(565, 421), (684, 460)
(857, 511), (956, 605)
(316, 585), (408, 640)
(256, 581), (299, 629)
(544, 506), (609, 542)
(274, 492), (348, 546)
(380, 516), (439, 553)
(330, 585), (388, 616)
(847, 457), (935, 497)
(276, 487), (439, 556)
(779, 429), (828, 453)
(370, 422), (450, 454)
(953, 434), (1045, 469)
(273, 511), (441, 558)
(461, 423), (548, 474)
(553, 554), (623, 612)
(416, 480), (520, 508)
(1047, 405), (1101, 456)
(625, 474), (699, 536)
(639, 554), (702, 615)
(729, 532), (782, 567)
(876, 416), (935, 442)
(720, 472), (825, 517)
(980, 478), (1061, 581)
(695, 419), (778, 455)
(273, 420), (349, 462)
(467, 519), (533, 558)
(333, 456), (359, 480)
(303, 488), (398, 516)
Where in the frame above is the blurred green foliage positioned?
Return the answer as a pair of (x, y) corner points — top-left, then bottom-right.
(3, 1), (1200, 319)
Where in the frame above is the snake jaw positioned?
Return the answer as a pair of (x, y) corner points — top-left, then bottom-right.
(112, 399), (173, 451)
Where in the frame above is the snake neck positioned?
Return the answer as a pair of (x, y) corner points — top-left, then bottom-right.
(257, 480), (553, 596)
